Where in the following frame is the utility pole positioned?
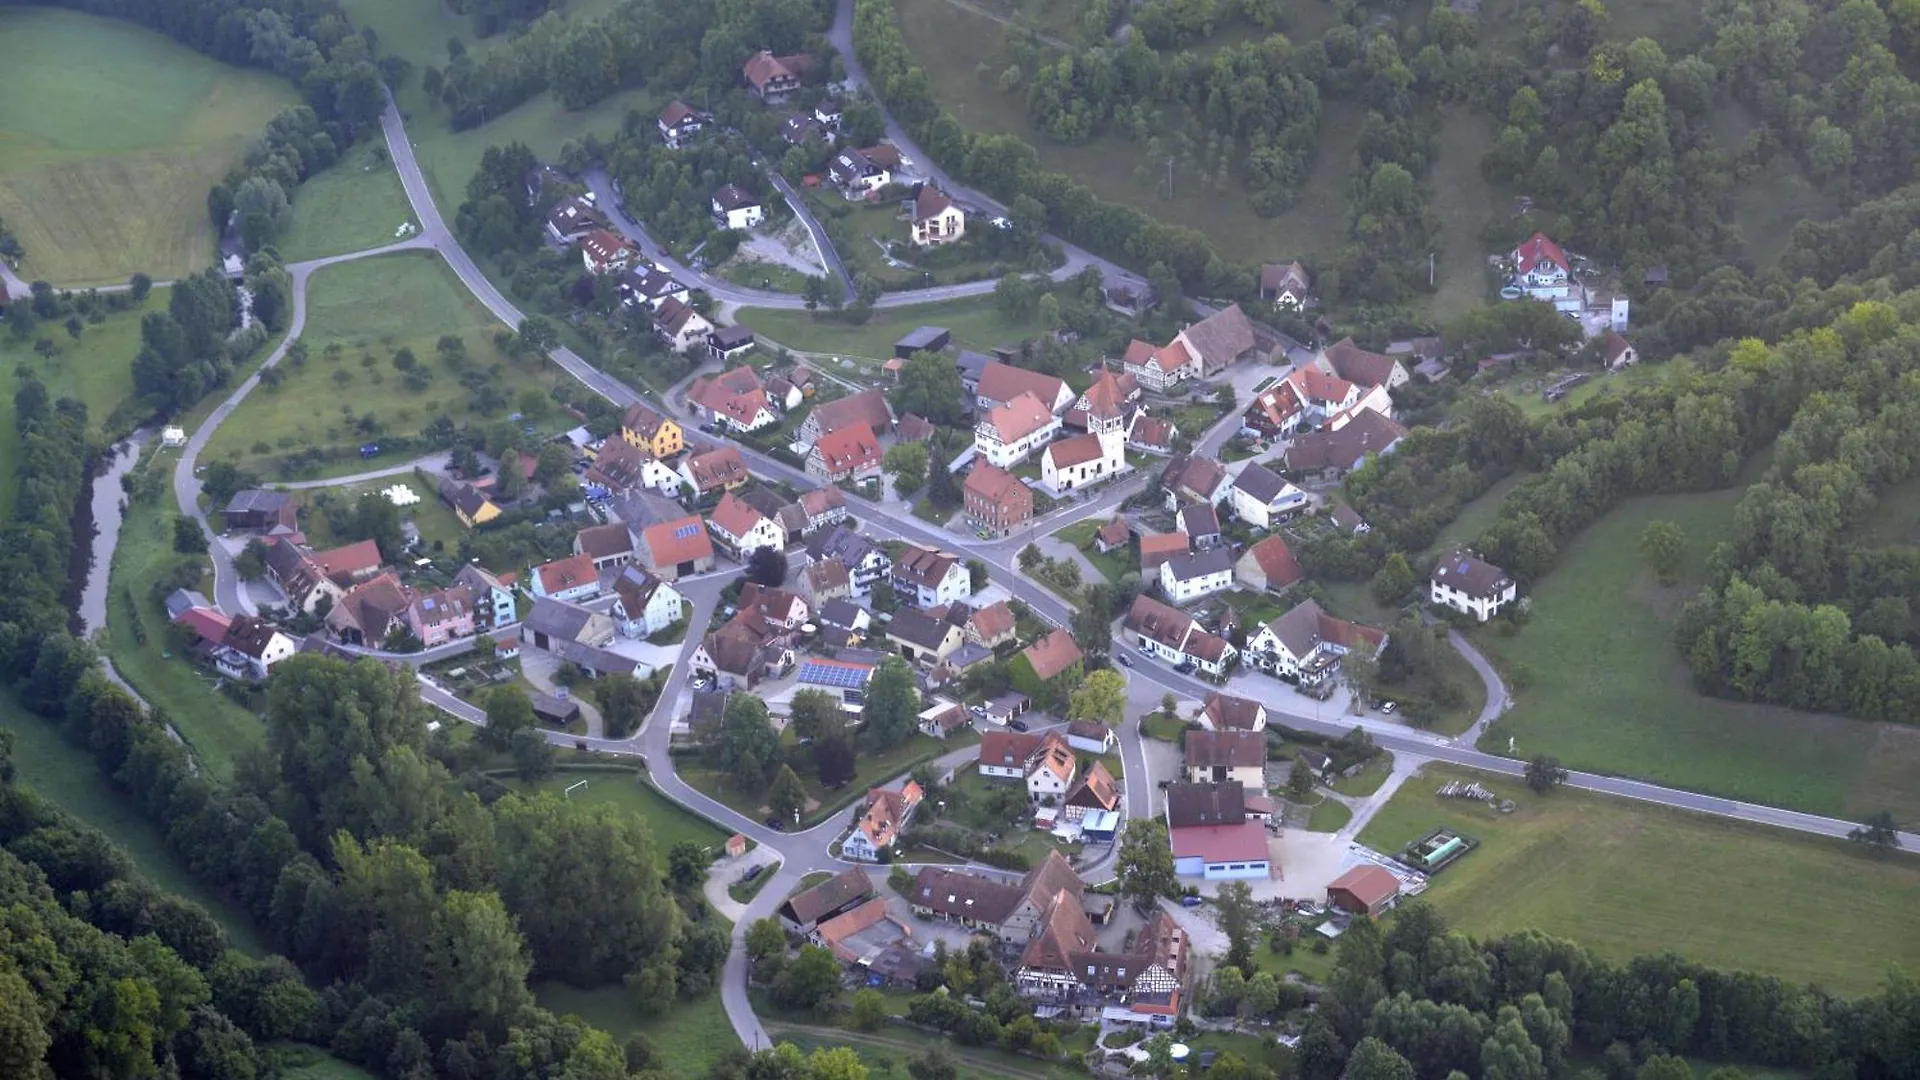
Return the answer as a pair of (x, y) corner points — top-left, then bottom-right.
(1429, 251), (1435, 287)
(1166, 157), (1174, 200)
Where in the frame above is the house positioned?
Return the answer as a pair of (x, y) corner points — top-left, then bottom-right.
(175, 606), (232, 650)
(574, 522), (636, 570)
(545, 196), (605, 243)
(163, 588), (211, 622)
(692, 608), (795, 686)
(1161, 454), (1230, 510)
(895, 413), (935, 443)
(531, 553), (600, 603)
(974, 392), (1060, 468)
(1282, 409), (1408, 480)
(407, 587), (476, 648)
(983, 691), (1030, 726)
(709, 325), (757, 364)
(953, 349), (990, 391)
(530, 691), (581, 728)
(1061, 764), (1119, 822)
(1200, 692), (1267, 733)
(1042, 430), (1124, 493)
(1095, 518), (1131, 554)
(1170, 819), (1271, 880)
(888, 608), (966, 664)
(1014, 890), (1099, 998)
(741, 487), (808, 545)
(654, 296), (714, 354)
(454, 564), (518, 629)
(1229, 463), (1309, 530)
(1259, 261), (1312, 308)
(1136, 303), (1262, 389)
(680, 446), (752, 496)
(778, 867), (875, 933)
(1125, 594), (1238, 676)
(1430, 550), (1518, 621)
(263, 542), (344, 614)
(1184, 729), (1266, 788)
(1138, 531), (1189, 573)
(918, 698), (970, 738)
(580, 229), (639, 275)
(611, 565), (685, 638)
(1120, 337), (1198, 393)
(1159, 548), (1235, 604)
(910, 186), (965, 246)
(1102, 274), (1159, 316)
(1603, 330), (1638, 370)
(223, 489), (297, 532)
(440, 480), (501, 527)
(1327, 864), (1402, 917)
(1247, 599), (1385, 685)
(687, 367), (778, 433)
(1020, 628), (1084, 687)
(978, 729), (1042, 779)
(806, 525), (892, 597)
(1320, 337), (1411, 392)
(1235, 533), (1304, 593)
(780, 113), (824, 145)
(976, 362), (1073, 414)
(214, 615), (299, 680)
(1177, 504), (1222, 550)
(803, 561), (853, 606)
(829, 147), (891, 196)
(966, 601), (1017, 648)
(585, 440), (681, 496)
(1066, 368), (1136, 435)
(657, 100), (710, 147)
(976, 729), (1075, 799)
(842, 781), (923, 861)
(895, 326), (952, 358)
(910, 854), (1082, 944)
(1025, 733), (1077, 800)
(799, 387), (895, 445)
(712, 185), (764, 230)
(798, 487), (850, 535)
(807, 423), (883, 483)
(634, 515), (717, 580)
(328, 572), (415, 646)
(1510, 232), (1572, 298)
(1331, 504), (1370, 535)
(963, 461), (1034, 536)
(893, 545), (970, 608)
(1066, 720), (1117, 755)
(707, 492), (785, 559)
(1165, 782), (1247, 829)
(627, 265), (692, 311)
(744, 50), (809, 102)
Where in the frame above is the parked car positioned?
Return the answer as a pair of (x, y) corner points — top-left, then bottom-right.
(1380, 700), (1398, 714)
(1117, 653), (1134, 668)
(741, 864), (765, 882)
(1180, 895), (1204, 907)
(763, 816), (784, 831)
(1009, 719), (1030, 732)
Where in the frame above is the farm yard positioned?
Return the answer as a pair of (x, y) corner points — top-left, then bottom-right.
(1357, 764), (1920, 997)
(201, 252), (565, 478)
(0, 7), (297, 285)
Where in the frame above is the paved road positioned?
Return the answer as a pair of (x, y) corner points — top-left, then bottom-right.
(764, 168), (855, 304)
(268, 452), (449, 490)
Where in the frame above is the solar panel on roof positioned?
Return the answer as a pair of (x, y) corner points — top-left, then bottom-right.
(798, 660), (873, 689)
(675, 523), (701, 539)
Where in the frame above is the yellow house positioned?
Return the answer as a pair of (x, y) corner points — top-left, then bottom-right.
(444, 481), (502, 527)
(621, 402), (684, 458)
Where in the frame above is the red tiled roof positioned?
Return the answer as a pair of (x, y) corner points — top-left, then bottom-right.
(964, 461), (1030, 511)
(812, 423), (882, 474)
(1169, 821), (1270, 864)
(1044, 432), (1107, 470)
(1328, 864), (1401, 909)
(641, 515), (716, 569)
(977, 362), (1065, 409)
(535, 553), (597, 595)
(1243, 534), (1303, 589)
(177, 606), (231, 642)
(684, 446), (750, 491)
(709, 492), (768, 540)
(311, 539), (382, 583)
(1021, 628), (1083, 682)
(1513, 231), (1569, 276)
(982, 392), (1055, 443)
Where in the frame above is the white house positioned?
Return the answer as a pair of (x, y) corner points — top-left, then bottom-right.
(1041, 430), (1124, 493)
(892, 546), (970, 609)
(1125, 595), (1238, 677)
(1228, 463), (1309, 530)
(1430, 550), (1518, 621)
(1510, 232), (1572, 299)
(531, 554), (601, 604)
(1026, 736), (1076, 800)
(1159, 548), (1235, 605)
(214, 616), (298, 682)
(974, 392), (1061, 468)
(1170, 823), (1271, 880)
(708, 493), (786, 560)
(654, 297), (714, 355)
(611, 566), (685, 639)
(712, 185), (765, 230)
(1245, 599), (1385, 686)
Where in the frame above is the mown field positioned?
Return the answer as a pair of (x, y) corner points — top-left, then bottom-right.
(203, 252), (563, 476)
(1357, 764), (1920, 997)
(1476, 479), (1920, 822)
(277, 144), (418, 263)
(0, 8), (297, 285)
(509, 768), (730, 869)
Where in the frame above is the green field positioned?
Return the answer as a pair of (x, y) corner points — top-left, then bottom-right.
(511, 768), (730, 868)
(1477, 487), (1920, 821)
(682, 731), (960, 828)
(1357, 764), (1920, 996)
(1428, 108), (1503, 322)
(739, 296), (1056, 361)
(1417, 470), (1533, 558)
(0, 8), (298, 285)
(1306, 797), (1351, 832)
(273, 1046), (383, 1080)
(537, 981), (736, 1076)
(0, 289), (160, 509)
(104, 462), (267, 780)
(204, 252), (562, 474)
(277, 146), (417, 263)
(297, 479), (469, 555)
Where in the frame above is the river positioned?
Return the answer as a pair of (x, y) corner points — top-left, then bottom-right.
(78, 429), (152, 637)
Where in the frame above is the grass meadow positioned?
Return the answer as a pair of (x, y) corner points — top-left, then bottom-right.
(203, 252), (563, 476)
(1357, 764), (1920, 996)
(738, 295), (1055, 360)
(277, 144), (418, 262)
(0, 8), (297, 285)
(509, 768), (731, 869)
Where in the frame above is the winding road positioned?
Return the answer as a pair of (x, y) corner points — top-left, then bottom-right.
(154, 49), (1918, 1060)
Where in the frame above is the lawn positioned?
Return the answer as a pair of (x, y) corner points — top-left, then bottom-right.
(203, 252), (564, 476)
(297, 479), (468, 556)
(1305, 797), (1351, 832)
(0, 690), (266, 954)
(1142, 713), (1186, 742)
(1356, 764), (1920, 997)
(105, 472), (267, 781)
(1416, 470), (1533, 558)
(274, 1048), (383, 1080)
(509, 767), (731, 868)
(0, 289), (161, 509)
(0, 8), (298, 285)
(766, 1022), (1085, 1080)
(536, 981), (736, 1077)
(682, 732), (964, 828)
(276, 145), (417, 262)
(1051, 520), (1130, 585)
(1427, 107), (1503, 323)
(1475, 484), (1920, 821)
(737, 296), (1057, 361)
(1491, 362), (1669, 420)
(1329, 753), (1392, 797)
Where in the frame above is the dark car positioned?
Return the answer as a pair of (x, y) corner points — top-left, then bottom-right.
(359, 443), (381, 459)
(1117, 653), (1134, 668)
(1009, 719), (1030, 732)
(764, 815), (784, 831)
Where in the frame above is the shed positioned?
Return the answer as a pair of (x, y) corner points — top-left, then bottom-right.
(529, 690), (581, 727)
(1327, 864), (1402, 917)
(726, 834), (749, 858)
(893, 326), (951, 358)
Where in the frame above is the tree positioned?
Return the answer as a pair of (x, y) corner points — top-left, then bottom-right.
(535, 443), (573, 488)
(235, 539), (269, 580)
(1524, 755), (1568, 794)
(1639, 521), (1686, 584)
(908, 1046), (958, 1080)
(815, 731), (856, 787)
(1068, 669), (1127, 727)
(862, 656), (920, 749)
(788, 689), (842, 743)
(1161, 693), (1178, 717)
(595, 673), (651, 739)
(745, 917), (788, 966)
(667, 841), (709, 892)
(967, 559), (989, 592)
(926, 452), (961, 508)
(233, 176), (293, 250)
(850, 988), (886, 1031)
(1244, 971), (1282, 1019)
(1117, 820), (1178, 906)
(484, 685), (538, 750)
(892, 351), (968, 425)
(1347, 1037), (1417, 1080)
(1216, 881), (1258, 974)
(1372, 552), (1416, 605)
(0, 968), (50, 1078)
(772, 944), (842, 1009)
(1019, 544), (1044, 571)
(431, 889), (536, 1033)
(769, 764), (808, 825)
(747, 546), (790, 586)
(515, 314), (560, 355)
(883, 441), (930, 496)
(714, 694), (781, 789)
(1072, 583), (1115, 657)
(173, 515), (208, 554)
(511, 727), (556, 782)
(1848, 810), (1902, 853)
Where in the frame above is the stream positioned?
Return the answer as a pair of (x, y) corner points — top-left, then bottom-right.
(77, 428), (151, 637)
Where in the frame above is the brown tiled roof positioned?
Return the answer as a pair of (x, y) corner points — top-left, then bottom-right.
(964, 461), (1031, 511)
(911, 866), (1025, 923)
(624, 402), (671, 438)
(1176, 303), (1258, 369)
(660, 100), (703, 127)
(1019, 891), (1096, 974)
(1065, 760), (1119, 811)
(1125, 593), (1193, 649)
(1431, 549), (1513, 599)
(1260, 261), (1309, 294)
(1603, 330), (1633, 364)
(1161, 454), (1227, 501)
(783, 867), (875, 926)
(1139, 531), (1190, 571)
(1242, 534), (1303, 589)
(809, 387), (895, 437)
(576, 522), (634, 561)
(799, 486), (846, 518)
(1021, 849), (1084, 905)
(817, 896), (892, 960)
(1328, 864), (1402, 910)
(743, 50), (810, 90)
(611, 565), (668, 619)
(535, 553), (597, 595)
(1129, 414), (1175, 448)
(979, 729), (1042, 769)
(223, 614), (282, 658)
(1324, 337), (1400, 388)
(893, 545), (959, 589)
(312, 539), (382, 584)
(1183, 627), (1233, 663)
(639, 515), (716, 569)
(914, 186), (955, 222)
(1020, 628), (1083, 682)
(976, 362), (1065, 409)
(685, 446), (750, 491)
(1184, 729), (1266, 769)
(1203, 693), (1264, 730)
(1096, 517), (1130, 548)
(1284, 410), (1408, 473)
(968, 600), (1015, 643)
(584, 439), (651, 492)
(896, 413), (936, 442)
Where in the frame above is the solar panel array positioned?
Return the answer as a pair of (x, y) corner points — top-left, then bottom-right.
(675, 523), (702, 539)
(798, 660), (873, 689)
